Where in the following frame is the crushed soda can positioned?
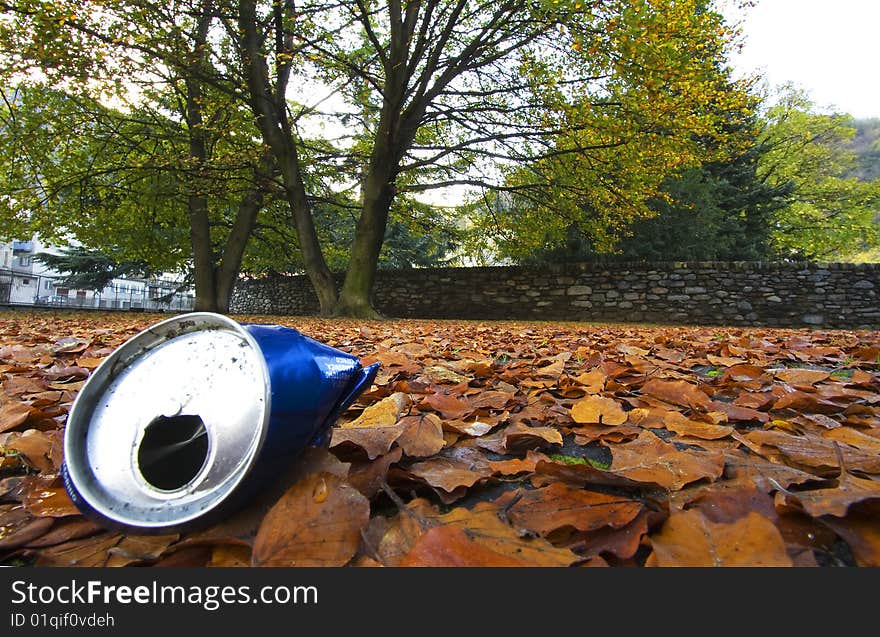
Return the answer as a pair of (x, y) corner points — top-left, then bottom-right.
(61, 312), (379, 533)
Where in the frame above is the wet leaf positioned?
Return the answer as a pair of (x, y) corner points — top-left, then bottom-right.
(209, 543), (253, 567)
(24, 517), (103, 548)
(253, 472), (370, 567)
(0, 509), (54, 550)
(22, 483), (81, 518)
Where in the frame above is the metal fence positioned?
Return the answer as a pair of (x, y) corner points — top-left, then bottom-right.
(0, 268), (195, 312)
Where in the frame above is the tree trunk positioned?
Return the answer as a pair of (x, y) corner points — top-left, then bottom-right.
(237, 0), (337, 315)
(335, 163), (395, 318)
(186, 8), (217, 313)
(214, 150), (273, 314)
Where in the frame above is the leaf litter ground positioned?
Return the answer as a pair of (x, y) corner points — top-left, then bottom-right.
(1, 311), (879, 567)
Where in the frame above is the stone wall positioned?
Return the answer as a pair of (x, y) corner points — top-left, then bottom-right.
(230, 262), (880, 329)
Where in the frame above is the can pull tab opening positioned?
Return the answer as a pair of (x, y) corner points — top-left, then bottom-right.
(137, 415), (209, 491)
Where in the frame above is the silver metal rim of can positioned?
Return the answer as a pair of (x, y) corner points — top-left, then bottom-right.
(63, 312), (272, 531)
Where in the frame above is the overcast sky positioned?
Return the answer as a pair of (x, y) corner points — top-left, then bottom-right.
(723, 0), (880, 119)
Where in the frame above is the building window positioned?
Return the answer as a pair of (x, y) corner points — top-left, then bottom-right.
(19, 256), (31, 267)
(45, 280), (54, 290)
(56, 287), (70, 297)
(21, 278), (30, 285)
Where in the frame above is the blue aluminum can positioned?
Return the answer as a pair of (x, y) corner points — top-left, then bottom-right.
(61, 312), (379, 533)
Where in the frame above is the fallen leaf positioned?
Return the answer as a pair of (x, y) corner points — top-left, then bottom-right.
(422, 392), (472, 419)
(0, 509), (54, 550)
(506, 483), (642, 536)
(209, 544), (253, 567)
(501, 422), (563, 451)
(35, 533), (124, 567)
(488, 450), (549, 476)
(396, 414), (445, 457)
(22, 484), (80, 517)
(648, 510), (792, 566)
(707, 354), (747, 367)
(252, 472), (370, 566)
(722, 449), (821, 491)
(339, 392), (411, 428)
(0, 402), (33, 433)
(400, 525), (526, 566)
(743, 430), (880, 474)
(641, 378), (711, 411)
(422, 366), (469, 384)
(442, 419), (495, 437)
(571, 395), (628, 425)
(438, 501), (580, 566)
(663, 411), (734, 440)
(7, 430), (54, 473)
(571, 423), (642, 445)
(330, 423), (408, 460)
(821, 512), (880, 566)
(774, 368), (831, 385)
(106, 534), (179, 567)
(775, 471), (880, 517)
(566, 510), (651, 560)
(24, 517), (103, 548)
(404, 454), (493, 494)
(608, 430), (724, 490)
(348, 447), (404, 499)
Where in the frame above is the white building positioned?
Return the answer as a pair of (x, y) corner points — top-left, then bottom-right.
(0, 237), (195, 311)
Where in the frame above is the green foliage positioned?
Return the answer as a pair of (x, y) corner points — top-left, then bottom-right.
(758, 87), (880, 261)
(469, 0), (756, 261)
(33, 246), (154, 291)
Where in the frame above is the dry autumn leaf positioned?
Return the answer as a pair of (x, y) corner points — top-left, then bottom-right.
(506, 483), (642, 536)
(396, 413), (446, 457)
(571, 395), (628, 425)
(400, 525), (526, 566)
(253, 472), (370, 566)
(437, 501), (580, 566)
(648, 510), (792, 566)
(641, 378), (712, 411)
(608, 430), (725, 490)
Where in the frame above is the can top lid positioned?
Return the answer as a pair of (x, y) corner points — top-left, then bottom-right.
(64, 313), (271, 530)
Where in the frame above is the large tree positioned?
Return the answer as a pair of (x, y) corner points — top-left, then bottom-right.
(232, 0), (751, 316)
(2, 0), (751, 316)
(0, 1), (274, 312)
(758, 87), (880, 260)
